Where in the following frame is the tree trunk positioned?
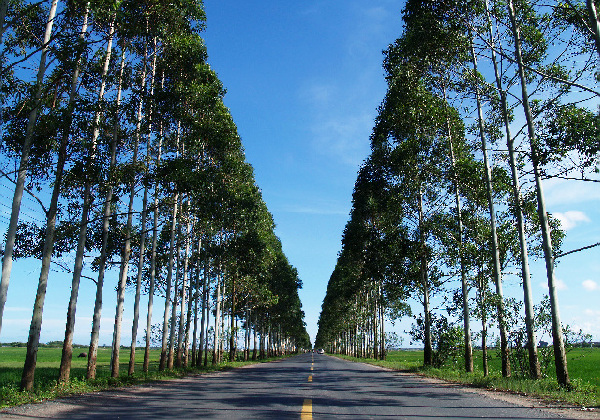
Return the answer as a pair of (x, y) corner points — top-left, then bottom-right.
(507, 0), (569, 386)
(229, 273), (237, 362)
(143, 140), (162, 372)
(587, 0), (600, 59)
(482, 316), (488, 377)
(129, 178), (148, 375)
(252, 313), (258, 360)
(212, 268), (222, 364)
(21, 1), (75, 385)
(198, 254), (209, 367)
(159, 194), (179, 371)
(0, 0), (59, 338)
(191, 240), (202, 367)
(418, 188), (433, 366)
(110, 44), (146, 378)
(168, 216), (183, 370)
(468, 38), (510, 376)
(55, 6), (90, 383)
(85, 17), (118, 382)
(143, 63), (162, 374)
(379, 286), (385, 360)
(444, 87), (473, 372)
(484, 0), (540, 379)
(183, 267), (193, 367)
(129, 42), (156, 375)
(177, 217), (192, 367)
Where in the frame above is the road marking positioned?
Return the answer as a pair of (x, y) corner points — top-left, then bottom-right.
(301, 399), (312, 420)
(308, 374), (313, 382)
(310, 366), (313, 371)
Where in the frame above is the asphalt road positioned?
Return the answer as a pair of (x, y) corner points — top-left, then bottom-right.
(1, 353), (590, 419)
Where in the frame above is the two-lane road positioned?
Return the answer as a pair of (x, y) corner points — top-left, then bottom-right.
(1, 353), (591, 419)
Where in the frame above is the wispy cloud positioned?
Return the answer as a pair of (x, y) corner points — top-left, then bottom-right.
(282, 198), (350, 216)
(570, 308), (600, 338)
(310, 112), (374, 166)
(582, 279), (599, 291)
(553, 210), (590, 230)
(544, 174), (600, 207)
(3, 306), (29, 312)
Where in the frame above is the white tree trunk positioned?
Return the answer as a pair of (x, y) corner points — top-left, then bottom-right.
(507, 0), (569, 386)
(0, 0), (59, 338)
(483, 3), (541, 377)
(110, 44), (147, 378)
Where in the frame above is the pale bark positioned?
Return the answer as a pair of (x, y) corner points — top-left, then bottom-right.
(167, 214), (182, 369)
(199, 256), (209, 366)
(468, 40), (510, 376)
(229, 272), (237, 362)
(55, 5), (90, 383)
(587, 0), (600, 59)
(0, 0), (59, 337)
(212, 268), (222, 364)
(244, 306), (250, 361)
(176, 215), (192, 367)
(21, 2), (75, 391)
(191, 241), (201, 367)
(484, 0), (541, 378)
(158, 198), (176, 370)
(418, 188), (433, 366)
(128, 40), (157, 375)
(110, 45), (147, 379)
(507, 0), (569, 386)
(143, 59), (162, 374)
(444, 86), (473, 372)
(159, 123), (181, 371)
(86, 37), (122, 380)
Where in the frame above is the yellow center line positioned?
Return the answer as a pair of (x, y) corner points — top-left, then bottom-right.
(308, 374), (313, 382)
(310, 366), (313, 371)
(301, 399), (312, 420)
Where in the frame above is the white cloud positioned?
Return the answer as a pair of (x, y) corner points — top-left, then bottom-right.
(539, 278), (568, 290)
(282, 197), (350, 216)
(553, 211), (590, 230)
(582, 279), (599, 291)
(311, 113), (373, 166)
(570, 309), (600, 339)
(303, 83), (337, 107)
(3, 306), (29, 312)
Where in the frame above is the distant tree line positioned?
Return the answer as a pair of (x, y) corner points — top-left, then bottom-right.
(0, 0), (310, 392)
(316, 0), (599, 387)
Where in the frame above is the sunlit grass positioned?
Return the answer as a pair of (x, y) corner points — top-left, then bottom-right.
(337, 348), (600, 408)
(0, 346), (286, 408)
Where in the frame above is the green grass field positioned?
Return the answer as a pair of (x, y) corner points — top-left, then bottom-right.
(0, 346), (271, 408)
(381, 347), (600, 387)
(338, 348), (600, 408)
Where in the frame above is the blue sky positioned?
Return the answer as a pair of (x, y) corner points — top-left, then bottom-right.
(199, 0), (600, 345)
(200, 0), (407, 343)
(1, 0), (599, 348)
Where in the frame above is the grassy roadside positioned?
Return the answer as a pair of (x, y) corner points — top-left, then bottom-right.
(0, 346), (288, 408)
(335, 349), (600, 408)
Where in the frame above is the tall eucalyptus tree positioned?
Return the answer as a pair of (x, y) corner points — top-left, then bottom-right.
(0, 0), (60, 339)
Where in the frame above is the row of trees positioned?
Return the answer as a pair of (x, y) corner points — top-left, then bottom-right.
(0, 0), (309, 391)
(316, 0), (599, 387)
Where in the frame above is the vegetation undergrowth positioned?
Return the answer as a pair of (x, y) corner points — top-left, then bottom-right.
(0, 346), (291, 408)
(335, 349), (600, 409)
